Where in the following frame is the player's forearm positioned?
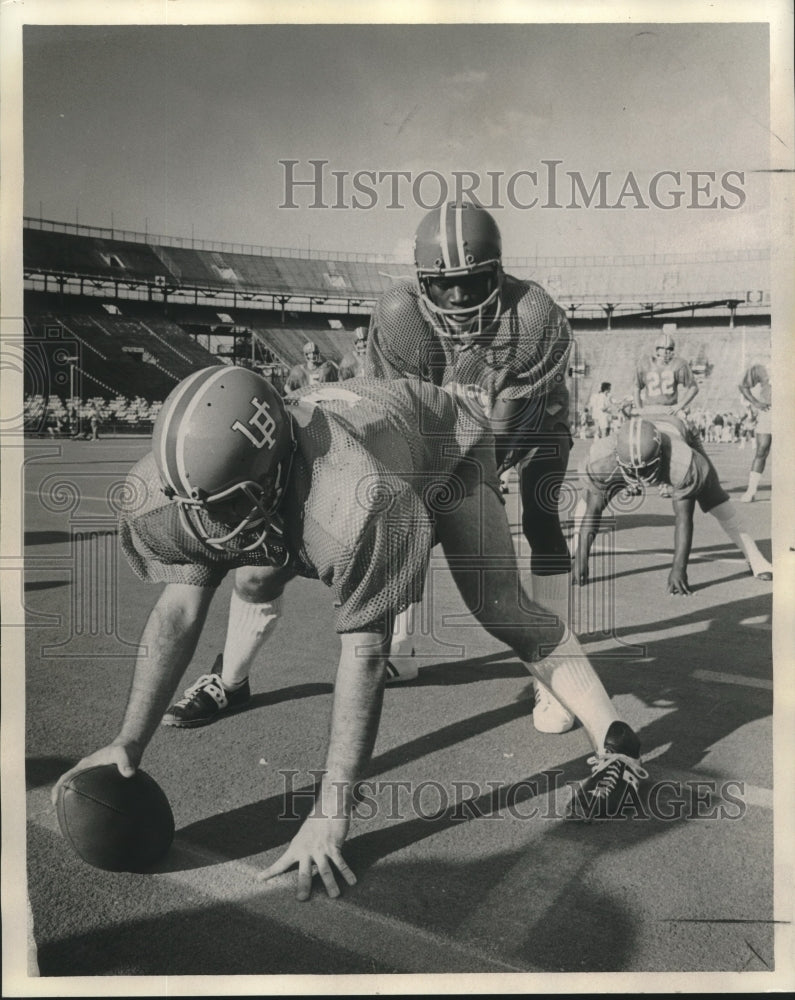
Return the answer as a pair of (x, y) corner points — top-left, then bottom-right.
(678, 386), (698, 409)
(320, 632), (388, 818)
(116, 584), (214, 757)
(738, 387), (757, 408)
(577, 494), (604, 554)
(671, 513), (694, 572)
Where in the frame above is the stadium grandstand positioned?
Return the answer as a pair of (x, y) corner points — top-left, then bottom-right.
(23, 216), (771, 437)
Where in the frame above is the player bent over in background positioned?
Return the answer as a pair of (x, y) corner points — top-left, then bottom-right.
(54, 367), (648, 900)
(573, 415), (773, 596)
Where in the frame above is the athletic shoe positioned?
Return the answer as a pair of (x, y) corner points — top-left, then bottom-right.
(754, 568), (773, 581)
(385, 656), (419, 684)
(740, 492), (755, 503)
(658, 484), (673, 498)
(162, 666), (251, 728)
(568, 720), (648, 820)
(532, 679), (574, 734)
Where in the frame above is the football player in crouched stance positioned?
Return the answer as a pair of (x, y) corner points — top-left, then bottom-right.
(54, 365), (648, 901)
(365, 200), (578, 736)
(572, 415), (773, 595)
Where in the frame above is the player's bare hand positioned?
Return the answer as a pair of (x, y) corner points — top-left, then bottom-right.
(259, 814), (355, 901)
(667, 569), (692, 596)
(51, 743), (139, 807)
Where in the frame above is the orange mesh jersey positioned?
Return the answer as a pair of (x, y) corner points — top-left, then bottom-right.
(118, 378), (495, 633)
(635, 355), (695, 407)
(365, 276), (571, 420)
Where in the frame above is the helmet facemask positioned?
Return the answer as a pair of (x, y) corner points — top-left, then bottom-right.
(153, 365), (296, 564)
(414, 201), (504, 343)
(417, 262), (503, 343)
(615, 419), (663, 487)
(616, 451), (662, 487)
(166, 451), (294, 559)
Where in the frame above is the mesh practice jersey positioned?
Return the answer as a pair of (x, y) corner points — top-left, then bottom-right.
(119, 378), (495, 633)
(635, 355), (695, 407)
(365, 276), (571, 428)
(583, 417), (728, 512)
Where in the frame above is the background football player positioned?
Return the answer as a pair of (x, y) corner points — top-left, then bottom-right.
(284, 340), (339, 394)
(54, 366), (648, 900)
(737, 361), (772, 502)
(633, 331), (699, 421)
(338, 326), (369, 381)
(365, 200), (577, 735)
(573, 415), (773, 595)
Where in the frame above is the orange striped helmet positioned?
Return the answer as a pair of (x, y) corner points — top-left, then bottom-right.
(152, 365), (293, 552)
(615, 417), (663, 485)
(414, 201), (503, 340)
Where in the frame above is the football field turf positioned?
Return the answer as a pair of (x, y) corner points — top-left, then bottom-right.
(17, 436), (780, 987)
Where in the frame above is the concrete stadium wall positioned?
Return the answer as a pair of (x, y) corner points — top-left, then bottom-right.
(569, 326), (772, 414)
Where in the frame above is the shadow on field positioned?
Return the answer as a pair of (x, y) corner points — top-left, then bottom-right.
(26, 756), (77, 790)
(23, 579), (70, 592)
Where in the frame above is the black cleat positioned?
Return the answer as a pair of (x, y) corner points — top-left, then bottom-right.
(569, 721), (648, 820)
(162, 662), (251, 728)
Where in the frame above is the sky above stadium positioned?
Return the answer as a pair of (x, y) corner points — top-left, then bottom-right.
(19, 14), (778, 261)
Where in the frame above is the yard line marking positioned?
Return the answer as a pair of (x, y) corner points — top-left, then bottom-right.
(692, 669), (772, 691)
(26, 788), (532, 974)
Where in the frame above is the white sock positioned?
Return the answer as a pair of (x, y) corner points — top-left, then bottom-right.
(221, 590), (283, 688)
(525, 632), (619, 752)
(709, 500), (772, 576)
(744, 470), (762, 496)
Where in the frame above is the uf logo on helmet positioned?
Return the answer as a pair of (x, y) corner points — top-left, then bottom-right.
(232, 395), (277, 449)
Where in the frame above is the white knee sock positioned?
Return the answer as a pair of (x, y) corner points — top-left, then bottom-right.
(221, 590), (283, 688)
(529, 573), (623, 750)
(744, 470), (762, 496)
(709, 500), (772, 576)
(525, 631), (619, 752)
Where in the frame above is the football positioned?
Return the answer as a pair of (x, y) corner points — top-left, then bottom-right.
(56, 764), (175, 872)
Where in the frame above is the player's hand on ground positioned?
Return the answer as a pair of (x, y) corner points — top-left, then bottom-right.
(259, 814), (355, 901)
(51, 743), (139, 807)
(667, 568), (692, 596)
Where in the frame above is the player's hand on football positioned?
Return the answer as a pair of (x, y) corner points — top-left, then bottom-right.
(51, 743), (139, 807)
(259, 813), (355, 901)
(667, 568), (692, 596)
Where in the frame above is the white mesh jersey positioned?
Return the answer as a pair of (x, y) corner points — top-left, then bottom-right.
(365, 276), (571, 427)
(119, 378), (495, 633)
